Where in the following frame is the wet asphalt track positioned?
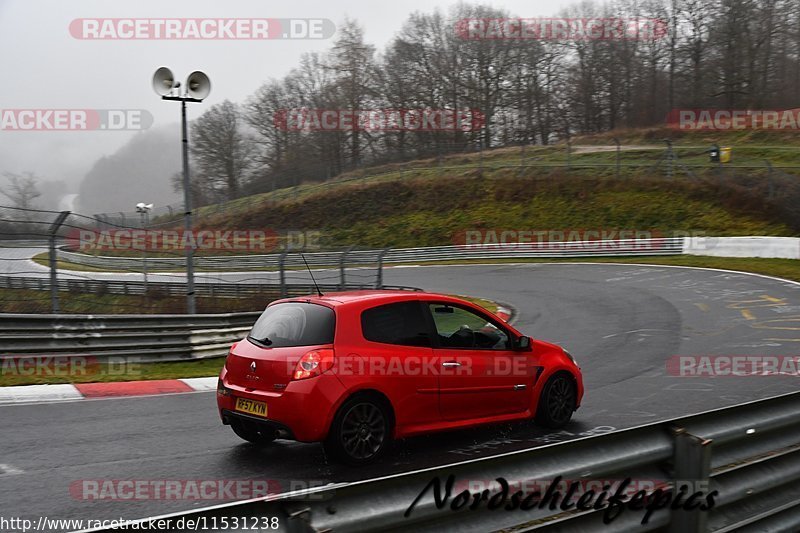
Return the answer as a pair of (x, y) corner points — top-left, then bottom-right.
(2, 262), (800, 529)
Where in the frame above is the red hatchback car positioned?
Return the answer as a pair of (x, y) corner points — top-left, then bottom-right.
(217, 290), (583, 464)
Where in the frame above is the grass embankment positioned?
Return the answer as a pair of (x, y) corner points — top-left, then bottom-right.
(193, 176), (793, 249)
(48, 172), (794, 270)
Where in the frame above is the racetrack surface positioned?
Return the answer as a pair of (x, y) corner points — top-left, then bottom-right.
(2, 262), (800, 529)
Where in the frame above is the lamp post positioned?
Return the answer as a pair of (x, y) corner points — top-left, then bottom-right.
(152, 67), (211, 314)
(135, 202), (152, 290)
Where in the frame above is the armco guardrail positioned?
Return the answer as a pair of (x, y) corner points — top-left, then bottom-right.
(56, 247), (396, 270)
(0, 277), (399, 298)
(0, 312), (262, 362)
(57, 237), (800, 271)
(77, 391), (800, 533)
(0, 285), (421, 361)
(56, 238), (685, 272)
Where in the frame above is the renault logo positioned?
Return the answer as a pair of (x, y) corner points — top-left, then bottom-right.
(250, 361), (256, 372)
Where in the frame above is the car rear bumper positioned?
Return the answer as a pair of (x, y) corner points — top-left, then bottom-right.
(217, 368), (346, 442)
(220, 409), (297, 440)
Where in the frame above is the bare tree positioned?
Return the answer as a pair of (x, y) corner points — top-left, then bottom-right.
(190, 100), (255, 201)
(215, 0), (800, 190)
(2, 171), (42, 212)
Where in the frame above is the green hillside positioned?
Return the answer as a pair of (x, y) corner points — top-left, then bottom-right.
(173, 127), (799, 250)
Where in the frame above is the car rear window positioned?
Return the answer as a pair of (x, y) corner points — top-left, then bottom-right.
(361, 301), (430, 347)
(248, 302), (335, 348)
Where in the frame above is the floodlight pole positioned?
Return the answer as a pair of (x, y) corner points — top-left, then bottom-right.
(154, 66), (209, 314)
(163, 95), (203, 314)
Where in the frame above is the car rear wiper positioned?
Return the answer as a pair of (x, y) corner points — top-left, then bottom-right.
(249, 336), (273, 346)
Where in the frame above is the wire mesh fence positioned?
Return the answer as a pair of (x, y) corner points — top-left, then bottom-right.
(0, 204), (397, 314)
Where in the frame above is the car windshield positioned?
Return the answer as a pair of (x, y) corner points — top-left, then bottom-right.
(248, 302), (334, 348)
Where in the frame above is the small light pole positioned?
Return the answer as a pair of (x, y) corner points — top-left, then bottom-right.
(135, 202), (152, 290)
(152, 67), (211, 314)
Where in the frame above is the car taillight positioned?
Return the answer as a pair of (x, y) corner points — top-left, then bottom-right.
(293, 349), (335, 380)
(217, 378), (231, 396)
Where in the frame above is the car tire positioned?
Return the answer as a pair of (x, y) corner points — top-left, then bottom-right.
(324, 396), (391, 465)
(535, 373), (577, 429)
(230, 420), (277, 445)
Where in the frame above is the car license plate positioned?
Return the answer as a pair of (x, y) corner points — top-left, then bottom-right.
(235, 397), (267, 417)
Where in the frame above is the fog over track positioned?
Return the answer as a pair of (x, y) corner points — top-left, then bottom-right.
(2, 259), (800, 530)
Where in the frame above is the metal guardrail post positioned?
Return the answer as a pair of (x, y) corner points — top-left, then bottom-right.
(376, 248), (390, 289)
(339, 247), (353, 290)
(669, 428), (712, 533)
(566, 139), (572, 171)
(664, 139), (674, 179)
(478, 138), (484, 178)
(765, 160), (775, 200)
(47, 211), (71, 313)
(278, 252), (288, 297)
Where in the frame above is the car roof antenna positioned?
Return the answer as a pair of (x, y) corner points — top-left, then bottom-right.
(300, 252), (324, 297)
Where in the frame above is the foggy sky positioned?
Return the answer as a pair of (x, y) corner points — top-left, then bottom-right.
(0, 0), (576, 195)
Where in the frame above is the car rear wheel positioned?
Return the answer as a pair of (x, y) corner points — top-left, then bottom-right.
(536, 374), (576, 428)
(230, 420), (277, 445)
(324, 397), (390, 465)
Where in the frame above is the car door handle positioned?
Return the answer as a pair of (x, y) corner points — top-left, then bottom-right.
(442, 361), (461, 367)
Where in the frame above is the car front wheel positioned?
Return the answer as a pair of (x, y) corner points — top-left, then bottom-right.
(535, 373), (577, 428)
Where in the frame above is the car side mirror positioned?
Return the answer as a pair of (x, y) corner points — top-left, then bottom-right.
(516, 336), (531, 350)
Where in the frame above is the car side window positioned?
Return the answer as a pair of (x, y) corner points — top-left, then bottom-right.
(361, 301), (431, 347)
(427, 303), (510, 350)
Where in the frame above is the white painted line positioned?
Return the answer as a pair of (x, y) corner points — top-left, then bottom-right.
(0, 384), (83, 405)
(179, 377), (218, 391)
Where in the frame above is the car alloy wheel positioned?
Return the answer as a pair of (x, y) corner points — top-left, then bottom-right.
(326, 397), (390, 464)
(537, 374), (576, 428)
